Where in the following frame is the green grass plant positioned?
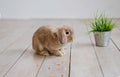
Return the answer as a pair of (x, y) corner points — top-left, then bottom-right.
(90, 14), (115, 33)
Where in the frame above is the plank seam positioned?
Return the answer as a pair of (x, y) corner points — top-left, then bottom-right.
(85, 23), (105, 77)
(68, 44), (72, 77)
(111, 38), (120, 52)
(35, 56), (46, 77)
(89, 35), (105, 77)
(3, 44), (31, 77)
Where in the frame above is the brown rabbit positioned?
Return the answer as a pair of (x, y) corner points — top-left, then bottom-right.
(32, 25), (74, 56)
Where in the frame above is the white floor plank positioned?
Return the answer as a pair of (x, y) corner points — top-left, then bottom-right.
(0, 25), (18, 40)
(70, 20), (103, 77)
(4, 46), (45, 77)
(0, 21), (33, 53)
(0, 25), (39, 77)
(111, 27), (120, 51)
(0, 20), (33, 40)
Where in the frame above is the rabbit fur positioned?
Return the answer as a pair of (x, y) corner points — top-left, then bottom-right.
(32, 25), (74, 56)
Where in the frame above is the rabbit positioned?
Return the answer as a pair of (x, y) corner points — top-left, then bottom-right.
(32, 25), (74, 56)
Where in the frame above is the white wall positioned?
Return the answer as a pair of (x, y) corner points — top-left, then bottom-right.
(0, 0), (120, 19)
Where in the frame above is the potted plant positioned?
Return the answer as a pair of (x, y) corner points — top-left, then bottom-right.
(89, 14), (115, 47)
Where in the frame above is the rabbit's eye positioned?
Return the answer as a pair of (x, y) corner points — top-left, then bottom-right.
(66, 32), (69, 35)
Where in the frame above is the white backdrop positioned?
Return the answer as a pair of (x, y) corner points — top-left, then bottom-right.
(0, 0), (120, 19)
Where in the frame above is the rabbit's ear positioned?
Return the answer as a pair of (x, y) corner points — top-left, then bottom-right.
(58, 28), (67, 44)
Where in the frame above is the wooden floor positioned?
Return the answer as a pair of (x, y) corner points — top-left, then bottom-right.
(0, 19), (120, 77)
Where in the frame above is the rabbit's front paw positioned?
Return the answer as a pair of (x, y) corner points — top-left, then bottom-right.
(55, 52), (64, 56)
(38, 50), (50, 56)
(59, 48), (65, 55)
(55, 50), (64, 56)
